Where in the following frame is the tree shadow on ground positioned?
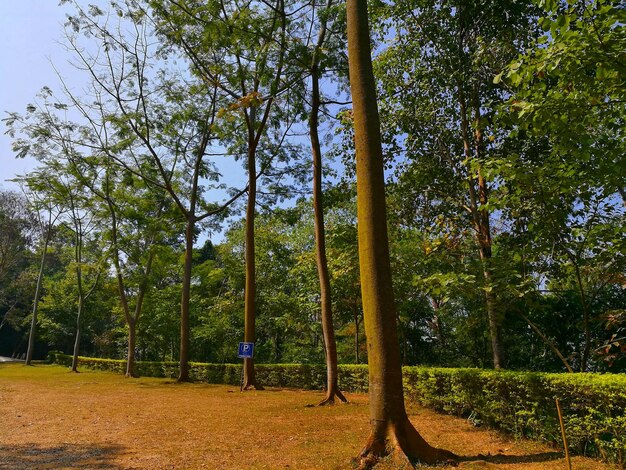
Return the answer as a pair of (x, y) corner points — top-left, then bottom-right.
(0, 443), (125, 469)
(459, 451), (563, 465)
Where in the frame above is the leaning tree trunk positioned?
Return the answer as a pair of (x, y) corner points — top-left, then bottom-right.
(310, 16), (346, 405)
(125, 251), (155, 378)
(243, 140), (262, 390)
(25, 232), (51, 365)
(518, 311), (574, 372)
(346, 1), (456, 466)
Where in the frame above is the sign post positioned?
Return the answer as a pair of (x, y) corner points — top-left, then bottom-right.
(237, 342), (254, 391)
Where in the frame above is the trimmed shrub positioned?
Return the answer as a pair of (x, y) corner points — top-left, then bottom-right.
(403, 367), (626, 465)
(49, 354), (625, 464)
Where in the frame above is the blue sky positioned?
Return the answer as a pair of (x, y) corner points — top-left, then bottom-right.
(0, 2), (351, 246)
(0, 1), (318, 243)
(0, 1), (80, 190)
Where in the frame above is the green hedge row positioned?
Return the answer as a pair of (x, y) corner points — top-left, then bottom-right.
(402, 368), (626, 464)
(47, 352), (370, 390)
(48, 353), (625, 464)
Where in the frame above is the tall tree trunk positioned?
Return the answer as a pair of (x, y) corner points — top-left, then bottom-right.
(353, 303), (360, 364)
(71, 227), (83, 373)
(429, 298), (447, 349)
(179, 217), (195, 382)
(310, 11), (346, 405)
(126, 319), (137, 377)
(243, 138), (262, 390)
(346, 1), (455, 466)
(126, 252), (155, 378)
(237, 0), (286, 391)
(71, 291), (83, 373)
(106, 193), (135, 377)
(473, 88), (505, 370)
(458, 85), (504, 369)
(572, 261), (591, 371)
(25, 231), (51, 365)
(106, 190), (156, 378)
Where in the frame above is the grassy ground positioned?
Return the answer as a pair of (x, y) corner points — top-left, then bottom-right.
(0, 363), (615, 469)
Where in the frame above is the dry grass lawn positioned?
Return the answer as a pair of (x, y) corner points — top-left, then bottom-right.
(0, 363), (616, 469)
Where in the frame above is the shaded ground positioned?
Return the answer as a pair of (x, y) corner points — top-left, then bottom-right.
(0, 363), (614, 469)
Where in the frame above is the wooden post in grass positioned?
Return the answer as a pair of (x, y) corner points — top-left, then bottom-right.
(556, 398), (572, 470)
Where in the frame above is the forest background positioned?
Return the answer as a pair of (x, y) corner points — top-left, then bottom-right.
(0, 0), (624, 378)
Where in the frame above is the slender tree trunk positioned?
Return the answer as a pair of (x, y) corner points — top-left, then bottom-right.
(237, 0), (287, 391)
(458, 85), (504, 369)
(71, 227), (83, 373)
(347, 1), (455, 466)
(573, 262), (591, 371)
(126, 319), (137, 377)
(25, 232), (51, 365)
(353, 303), (360, 364)
(106, 194), (135, 377)
(107, 194), (155, 378)
(179, 217), (195, 382)
(473, 88), (505, 370)
(430, 298), (447, 349)
(126, 252), (155, 377)
(310, 17), (346, 405)
(243, 139), (262, 390)
(479, 247), (504, 369)
(71, 293), (83, 373)
(274, 331), (282, 362)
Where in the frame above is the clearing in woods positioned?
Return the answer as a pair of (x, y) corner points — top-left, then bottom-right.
(0, 363), (615, 469)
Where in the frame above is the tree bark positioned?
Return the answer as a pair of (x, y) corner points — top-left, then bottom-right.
(243, 135), (262, 390)
(458, 85), (504, 369)
(71, 288), (84, 372)
(346, 0), (455, 466)
(126, 319), (137, 377)
(573, 261), (591, 371)
(126, 251), (154, 378)
(25, 230), (51, 365)
(353, 303), (360, 364)
(473, 87), (505, 370)
(179, 217), (195, 382)
(71, 225), (84, 373)
(310, 5), (346, 405)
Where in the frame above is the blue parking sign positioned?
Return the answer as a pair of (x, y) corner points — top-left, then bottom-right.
(238, 342), (254, 358)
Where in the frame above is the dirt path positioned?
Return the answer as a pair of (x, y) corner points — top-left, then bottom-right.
(0, 356), (23, 363)
(0, 363), (614, 469)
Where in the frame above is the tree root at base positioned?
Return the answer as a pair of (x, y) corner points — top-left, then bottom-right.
(358, 418), (457, 469)
(242, 382), (264, 391)
(317, 388), (348, 406)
